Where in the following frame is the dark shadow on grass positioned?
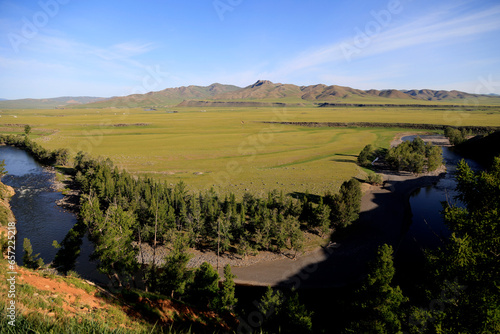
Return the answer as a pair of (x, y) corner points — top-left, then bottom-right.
(333, 153), (358, 158)
(330, 158), (357, 163)
(288, 192), (323, 204)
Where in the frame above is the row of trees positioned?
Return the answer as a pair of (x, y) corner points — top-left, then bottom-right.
(73, 150), (361, 265)
(0, 134), (69, 165)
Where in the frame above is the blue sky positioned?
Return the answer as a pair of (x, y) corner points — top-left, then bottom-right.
(0, 0), (499, 99)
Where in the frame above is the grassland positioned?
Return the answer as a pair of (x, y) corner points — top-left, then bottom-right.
(1, 104), (500, 197)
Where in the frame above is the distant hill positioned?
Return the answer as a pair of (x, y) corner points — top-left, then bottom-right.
(211, 80), (498, 104)
(0, 96), (106, 109)
(79, 83), (241, 108)
(0, 98), (7, 101)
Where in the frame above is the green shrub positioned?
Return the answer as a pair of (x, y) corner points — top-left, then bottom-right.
(367, 173), (383, 185)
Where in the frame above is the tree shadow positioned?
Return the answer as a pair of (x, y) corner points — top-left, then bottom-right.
(333, 153), (358, 158)
(52, 220), (87, 274)
(55, 166), (75, 176)
(330, 153), (358, 164)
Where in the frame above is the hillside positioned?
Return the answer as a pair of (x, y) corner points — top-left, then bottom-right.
(79, 83), (241, 108)
(0, 96), (106, 109)
(0, 259), (233, 333)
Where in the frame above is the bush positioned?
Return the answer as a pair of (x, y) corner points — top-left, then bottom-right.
(366, 173), (383, 185)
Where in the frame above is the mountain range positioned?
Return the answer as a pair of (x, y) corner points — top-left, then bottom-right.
(0, 96), (106, 109)
(1, 80), (499, 109)
(209, 80), (490, 102)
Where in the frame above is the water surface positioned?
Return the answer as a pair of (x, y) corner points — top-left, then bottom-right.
(0, 145), (106, 283)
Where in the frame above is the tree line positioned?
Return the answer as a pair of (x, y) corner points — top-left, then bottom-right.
(0, 133), (69, 165)
(68, 151), (361, 283)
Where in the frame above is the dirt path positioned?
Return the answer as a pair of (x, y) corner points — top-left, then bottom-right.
(231, 134), (449, 288)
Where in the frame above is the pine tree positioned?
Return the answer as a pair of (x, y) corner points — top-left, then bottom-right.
(24, 124), (31, 136)
(332, 178), (362, 228)
(347, 244), (407, 334)
(315, 200), (332, 236)
(190, 262), (219, 308)
(218, 264), (237, 313)
(287, 216), (304, 258)
(257, 287), (313, 334)
(159, 232), (193, 298)
(91, 205), (137, 286)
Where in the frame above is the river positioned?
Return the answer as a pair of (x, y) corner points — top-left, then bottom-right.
(395, 135), (482, 287)
(0, 145), (107, 284)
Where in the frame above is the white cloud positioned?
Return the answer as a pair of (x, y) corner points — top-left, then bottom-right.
(268, 3), (500, 78)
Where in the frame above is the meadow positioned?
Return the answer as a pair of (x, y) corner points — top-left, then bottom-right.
(1, 104), (500, 197)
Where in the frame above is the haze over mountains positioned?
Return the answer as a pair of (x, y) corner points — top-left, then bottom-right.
(1, 80), (499, 109)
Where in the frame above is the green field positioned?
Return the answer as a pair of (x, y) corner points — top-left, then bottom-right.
(1, 105), (500, 196)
